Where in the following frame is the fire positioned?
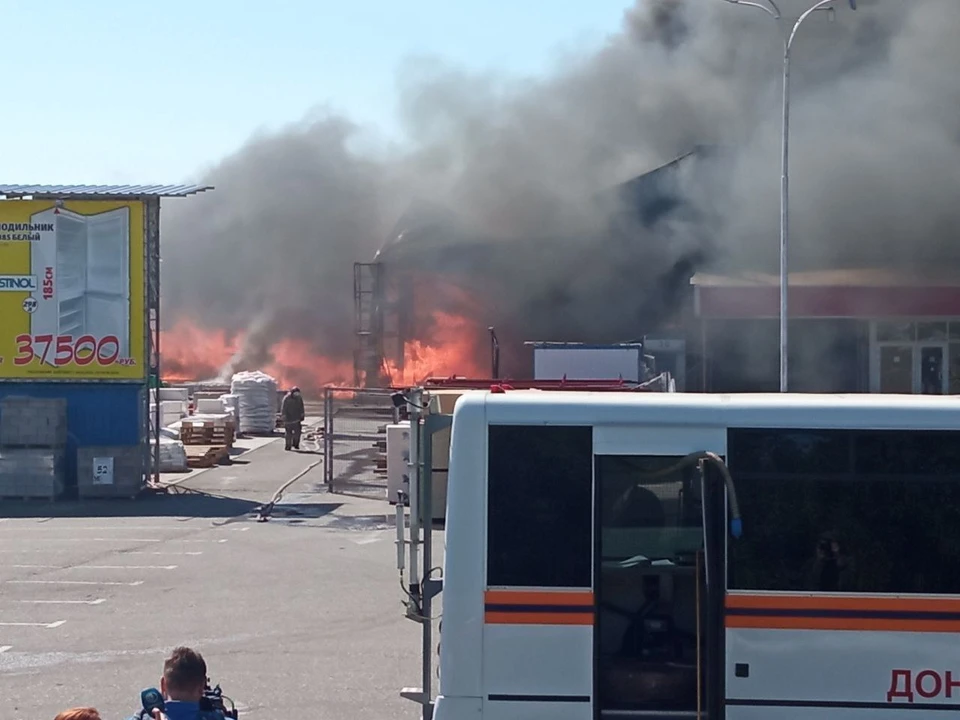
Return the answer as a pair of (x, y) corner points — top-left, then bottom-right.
(159, 310), (484, 393)
(159, 320), (238, 384)
(384, 311), (485, 386)
(264, 337), (355, 391)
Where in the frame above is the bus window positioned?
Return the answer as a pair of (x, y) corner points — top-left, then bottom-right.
(486, 424), (592, 588)
(595, 455), (704, 713)
(728, 428), (960, 594)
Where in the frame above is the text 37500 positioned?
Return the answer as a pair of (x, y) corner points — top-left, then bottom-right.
(13, 334), (134, 367)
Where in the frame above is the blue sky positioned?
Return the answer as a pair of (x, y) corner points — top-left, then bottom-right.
(1, 0), (631, 185)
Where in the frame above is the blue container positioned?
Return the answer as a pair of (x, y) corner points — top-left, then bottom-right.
(0, 382), (143, 490)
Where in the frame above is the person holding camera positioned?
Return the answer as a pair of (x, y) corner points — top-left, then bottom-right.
(809, 531), (851, 591)
(132, 646), (213, 720)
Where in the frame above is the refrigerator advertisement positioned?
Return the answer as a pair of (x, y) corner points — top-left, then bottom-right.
(0, 199), (145, 380)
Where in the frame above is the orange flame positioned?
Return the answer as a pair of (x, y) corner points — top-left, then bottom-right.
(384, 311), (485, 385)
(159, 310), (484, 393)
(159, 320), (238, 384)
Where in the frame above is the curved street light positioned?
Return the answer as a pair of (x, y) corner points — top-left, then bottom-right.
(723, 0), (856, 392)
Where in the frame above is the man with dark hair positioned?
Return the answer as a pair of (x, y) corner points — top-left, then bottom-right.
(158, 646), (208, 719)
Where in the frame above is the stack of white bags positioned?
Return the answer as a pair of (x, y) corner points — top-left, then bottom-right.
(230, 371), (278, 434)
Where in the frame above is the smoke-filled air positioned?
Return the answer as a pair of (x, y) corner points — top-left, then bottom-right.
(158, 0), (960, 390)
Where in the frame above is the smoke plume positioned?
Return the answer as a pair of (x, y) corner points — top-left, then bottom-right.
(159, 0), (960, 378)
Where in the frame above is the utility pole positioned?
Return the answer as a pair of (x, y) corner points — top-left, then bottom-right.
(722, 0), (857, 391)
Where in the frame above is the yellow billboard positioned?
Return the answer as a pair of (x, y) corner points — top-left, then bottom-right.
(0, 199), (145, 380)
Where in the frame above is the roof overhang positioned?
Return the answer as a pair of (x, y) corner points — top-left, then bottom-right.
(692, 269), (960, 319)
(0, 184), (214, 200)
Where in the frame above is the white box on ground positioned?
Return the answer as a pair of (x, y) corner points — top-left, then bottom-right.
(158, 387), (190, 402)
(195, 397), (224, 414)
(160, 400), (186, 417)
(92, 457), (114, 485)
(386, 420), (447, 521)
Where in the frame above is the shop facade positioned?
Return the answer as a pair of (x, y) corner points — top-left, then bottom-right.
(691, 269), (960, 395)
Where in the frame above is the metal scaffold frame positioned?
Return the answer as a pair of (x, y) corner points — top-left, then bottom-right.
(354, 261), (411, 387)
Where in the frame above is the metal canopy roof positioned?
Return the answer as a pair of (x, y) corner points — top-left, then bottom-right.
(0, 184), (214, 199)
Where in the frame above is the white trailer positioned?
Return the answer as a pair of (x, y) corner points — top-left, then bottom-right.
(529, 342), (652, 382)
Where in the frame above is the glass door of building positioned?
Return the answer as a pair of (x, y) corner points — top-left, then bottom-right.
(878, 345), (913, 393)
(877, 343), (948, 394)
(919, 344), (948, 394)
(873, 322), (955, 395)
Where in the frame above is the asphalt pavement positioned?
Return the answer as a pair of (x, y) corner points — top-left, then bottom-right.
(0, 431), (429, 720)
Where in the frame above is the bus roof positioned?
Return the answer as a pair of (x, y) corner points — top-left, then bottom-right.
(454, 391), (960, 431)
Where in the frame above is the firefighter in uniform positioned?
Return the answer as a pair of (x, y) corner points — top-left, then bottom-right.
(281, 386), (305, 451)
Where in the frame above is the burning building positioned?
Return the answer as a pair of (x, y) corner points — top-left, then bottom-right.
(155, 1), (960, 397)
(360, 120), (960, 397)
(355, 149), (708, 387)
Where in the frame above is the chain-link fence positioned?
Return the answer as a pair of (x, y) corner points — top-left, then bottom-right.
(323, 387), (399, 498)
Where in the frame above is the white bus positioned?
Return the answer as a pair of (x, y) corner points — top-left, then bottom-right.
(413, 390), (960, 720)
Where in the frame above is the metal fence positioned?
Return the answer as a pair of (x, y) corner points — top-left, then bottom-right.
(323, 387), (399, 497)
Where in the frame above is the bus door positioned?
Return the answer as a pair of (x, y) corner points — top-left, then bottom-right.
(594, 424), (726, 719)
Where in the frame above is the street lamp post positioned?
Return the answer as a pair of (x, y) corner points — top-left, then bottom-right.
(723, 0), (856, 392)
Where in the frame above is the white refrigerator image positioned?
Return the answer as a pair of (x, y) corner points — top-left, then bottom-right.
(28, 206), (131, 365)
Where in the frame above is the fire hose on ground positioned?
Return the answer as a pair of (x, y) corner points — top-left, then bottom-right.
(254, 458), (323, 522)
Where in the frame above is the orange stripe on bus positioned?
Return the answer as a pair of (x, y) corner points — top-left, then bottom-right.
(726, 594), (960, 613)
(484, 590), (595, 606)
(484, 611), (594, 625)
(725, 615), (960, 633)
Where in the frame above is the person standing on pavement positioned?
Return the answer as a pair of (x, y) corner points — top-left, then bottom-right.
(281, 386), (305, 451)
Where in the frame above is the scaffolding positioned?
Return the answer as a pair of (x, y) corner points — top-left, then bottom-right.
(354, 261), (411, 387)
(353, 262), (384, 386)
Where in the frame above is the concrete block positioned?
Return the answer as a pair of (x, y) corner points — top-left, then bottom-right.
(0, 448), (66, 499)
(0, 396), (67, 447)
(76, 445), (145, 498)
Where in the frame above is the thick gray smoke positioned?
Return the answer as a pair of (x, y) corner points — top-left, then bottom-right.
(159, 0), (960, 381)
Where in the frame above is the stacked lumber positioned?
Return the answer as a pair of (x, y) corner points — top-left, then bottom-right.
(180, 420), (236, 448)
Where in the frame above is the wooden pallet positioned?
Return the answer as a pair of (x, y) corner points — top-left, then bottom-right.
(185, 445), (229, 469)
(180, 423), (236, 448)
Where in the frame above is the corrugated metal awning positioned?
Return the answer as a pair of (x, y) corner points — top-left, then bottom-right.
(0, 184), (213, 199)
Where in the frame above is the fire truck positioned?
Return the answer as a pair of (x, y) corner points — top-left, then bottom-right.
(395, 388), (960, 720)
